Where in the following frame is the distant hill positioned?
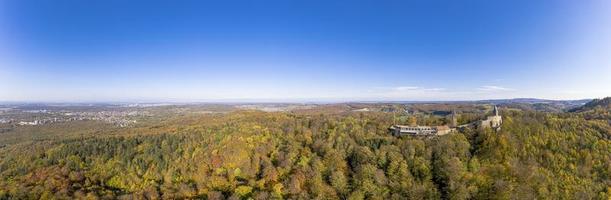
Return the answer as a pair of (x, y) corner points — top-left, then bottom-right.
(350, 98), (591, 113)
(569, 97), (611, 112)
(478, 98), (591, 112)
(478, 98), (590, 105)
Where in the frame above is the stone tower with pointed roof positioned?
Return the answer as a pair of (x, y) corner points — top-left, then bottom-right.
(450, 110), (458, 127)
(478, 105), (502, 131)
(493, 105), (499, 116)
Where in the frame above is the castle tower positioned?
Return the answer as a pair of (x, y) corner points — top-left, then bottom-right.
(450, 110), (458, 127)
(493, 105), (499, 116)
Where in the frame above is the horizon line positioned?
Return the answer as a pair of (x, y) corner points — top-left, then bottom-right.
(0, 97), (598, 105)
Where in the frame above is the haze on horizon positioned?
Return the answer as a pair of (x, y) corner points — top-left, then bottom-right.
(1, 0), (610, 102)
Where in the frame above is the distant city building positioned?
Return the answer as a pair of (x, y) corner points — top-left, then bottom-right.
(353, 108), (370, 112)
(18, 120), (40, 126)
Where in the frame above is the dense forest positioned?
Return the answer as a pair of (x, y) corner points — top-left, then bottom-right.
(0, 101), (610, 199)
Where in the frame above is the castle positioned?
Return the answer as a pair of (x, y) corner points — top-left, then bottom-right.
(477, 105), (502, 131)
(389, 125), (453, 137)
(390, 105), (502, 137)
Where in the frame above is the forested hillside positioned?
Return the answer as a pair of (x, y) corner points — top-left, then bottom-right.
(571, 97), (611, 112)
(0, 107), (610, 199)
(570, 97), (611, 121)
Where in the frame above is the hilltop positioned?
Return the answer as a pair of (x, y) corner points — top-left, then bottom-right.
(570, 97), (611, 112)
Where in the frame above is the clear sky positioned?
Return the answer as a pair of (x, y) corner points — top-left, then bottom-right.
(1, 0), (610, 102)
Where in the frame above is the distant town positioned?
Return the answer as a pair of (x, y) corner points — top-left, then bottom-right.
(0, 104), (151, 128)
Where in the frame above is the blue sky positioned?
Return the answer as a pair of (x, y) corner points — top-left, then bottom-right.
(1, 0), (610, 102)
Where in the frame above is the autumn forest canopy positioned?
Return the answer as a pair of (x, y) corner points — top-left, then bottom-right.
(0, 98), (610, 199)
(3, 1), (611, 199)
